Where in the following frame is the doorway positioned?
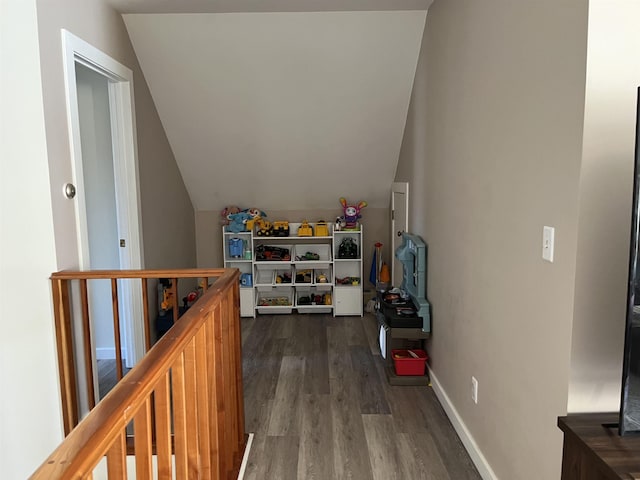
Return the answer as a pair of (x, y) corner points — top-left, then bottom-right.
(62, 30), (145, 373)
(391, 182), (409, 288)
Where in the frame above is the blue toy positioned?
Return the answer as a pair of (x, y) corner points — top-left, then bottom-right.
(228, 238), (244, 257)
(226, 212), (251, 233)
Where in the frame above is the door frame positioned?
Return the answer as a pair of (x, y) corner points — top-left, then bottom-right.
(61, 29), (145, 368)
(391, 182), (409, 287)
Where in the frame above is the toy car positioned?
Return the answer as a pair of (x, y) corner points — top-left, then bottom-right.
(297, 221), (313, 236)
(295, 251), (320, 261)
(314, 220), (329, 236)
(255, 218), (273, 236)
(338, 237), (358, 259)
(255, 245), (290, 261)
(295, 269), (312, 283)
(273, 221), (290, 237)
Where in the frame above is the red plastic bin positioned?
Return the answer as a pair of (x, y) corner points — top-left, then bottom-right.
(392, 349), (428, 376)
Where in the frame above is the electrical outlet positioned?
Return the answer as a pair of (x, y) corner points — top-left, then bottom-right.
(471, 376), (478, 404)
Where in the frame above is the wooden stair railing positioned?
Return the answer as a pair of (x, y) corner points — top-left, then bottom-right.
(32, 268), (246, 479)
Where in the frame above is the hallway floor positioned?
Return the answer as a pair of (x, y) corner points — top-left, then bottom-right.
(240, 313), (481, 480)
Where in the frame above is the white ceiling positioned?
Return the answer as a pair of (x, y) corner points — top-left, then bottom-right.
(121, 7), (428, 210)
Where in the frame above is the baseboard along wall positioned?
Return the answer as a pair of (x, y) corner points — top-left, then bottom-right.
(428, 367), (498, 480)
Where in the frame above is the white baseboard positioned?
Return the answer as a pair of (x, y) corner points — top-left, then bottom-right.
(95, 347), (115, 360)
(428, 367), (498, 480)
(237, 432), (254, 480)
(95, 347), (127, 360)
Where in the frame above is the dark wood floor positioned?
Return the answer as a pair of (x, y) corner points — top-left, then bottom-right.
(97, 358), (131, 400)
(241, 313), (481, 480)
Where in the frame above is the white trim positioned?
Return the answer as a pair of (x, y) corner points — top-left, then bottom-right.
(236, 433), (254, 480)
(428, 368), (498, 480)
(391, 181), (409, 286)
(61, 29), (146, 368)
(95, 347), (126, 360)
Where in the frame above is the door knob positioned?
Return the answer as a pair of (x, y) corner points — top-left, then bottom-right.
(397, 230), (404, 237)
(64, 183), (76, 199)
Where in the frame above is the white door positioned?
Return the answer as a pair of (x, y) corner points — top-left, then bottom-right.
(391, 182), (409, 288)
(62, 30), (145, 370)
(75, 64), (123, 364)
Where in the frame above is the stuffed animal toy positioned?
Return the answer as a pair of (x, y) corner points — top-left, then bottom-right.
(226, 212), (252, 233)
(339, 197), (367, 229)
(244, 208), (267, 230)
(245, 208), (267, 219)
(220, 205), (241, 225)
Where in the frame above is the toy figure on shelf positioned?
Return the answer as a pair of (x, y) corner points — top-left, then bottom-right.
(245, 208), (267, 230)
(220, 205), (241, 225)
(255, 218), (274, 236)
(226, 212), (251, 232)
(339, 197), (367, 229)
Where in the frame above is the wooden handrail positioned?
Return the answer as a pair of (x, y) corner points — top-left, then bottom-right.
(34, 268), (246, 479)
(51, 268), (229, 433)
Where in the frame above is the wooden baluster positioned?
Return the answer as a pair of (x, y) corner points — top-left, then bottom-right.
(153, 372), (172, 479)
(106, 430), (127, 479)
(184, 338), (200, 477)
(230, 283), (246, 463)
(134, 397), (153, 479)
(52, 278), (79, 435)
(222, 294), (235, 476)
(141, 278), (151, 352)
(140, 277), (156, 455)
(212, 303), (227, 478)
(111, 278), (123, 380)
(195, 324), (212, 477)
(172, 353), (188, 479)
(37, 269), (244, 479)
(205, 309), (221, 477)
(80, 279), (96, 409)
(171, 278), (179, 326)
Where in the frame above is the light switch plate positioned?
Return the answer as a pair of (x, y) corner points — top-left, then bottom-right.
(542, 226), (555, 263)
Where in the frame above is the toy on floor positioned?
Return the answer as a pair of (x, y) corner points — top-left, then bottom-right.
(339, 197), (367, 229)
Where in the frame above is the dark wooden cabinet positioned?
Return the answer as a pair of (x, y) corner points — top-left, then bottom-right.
(558, 413), (640, 479)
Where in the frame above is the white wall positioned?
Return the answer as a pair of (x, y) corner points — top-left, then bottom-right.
(0, 0), (198, 475)
(396, 1), (588, 478)
(35, 0), (197, 271)
(569, 0), (640, 413)
(0, 0), (64, 476)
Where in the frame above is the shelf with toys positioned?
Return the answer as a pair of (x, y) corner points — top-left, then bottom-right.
(221, 199), (365, 317)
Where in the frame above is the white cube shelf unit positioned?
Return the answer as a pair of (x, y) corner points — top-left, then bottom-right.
(222, 222), (363, 317)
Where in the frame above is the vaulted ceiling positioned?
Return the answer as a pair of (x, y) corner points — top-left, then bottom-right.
(114, 1), (430, 210)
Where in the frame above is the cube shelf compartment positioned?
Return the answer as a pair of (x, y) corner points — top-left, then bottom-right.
(222, 222), (362, 317)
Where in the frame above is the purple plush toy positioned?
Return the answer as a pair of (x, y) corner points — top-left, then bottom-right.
(339, 197), (367, 229)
